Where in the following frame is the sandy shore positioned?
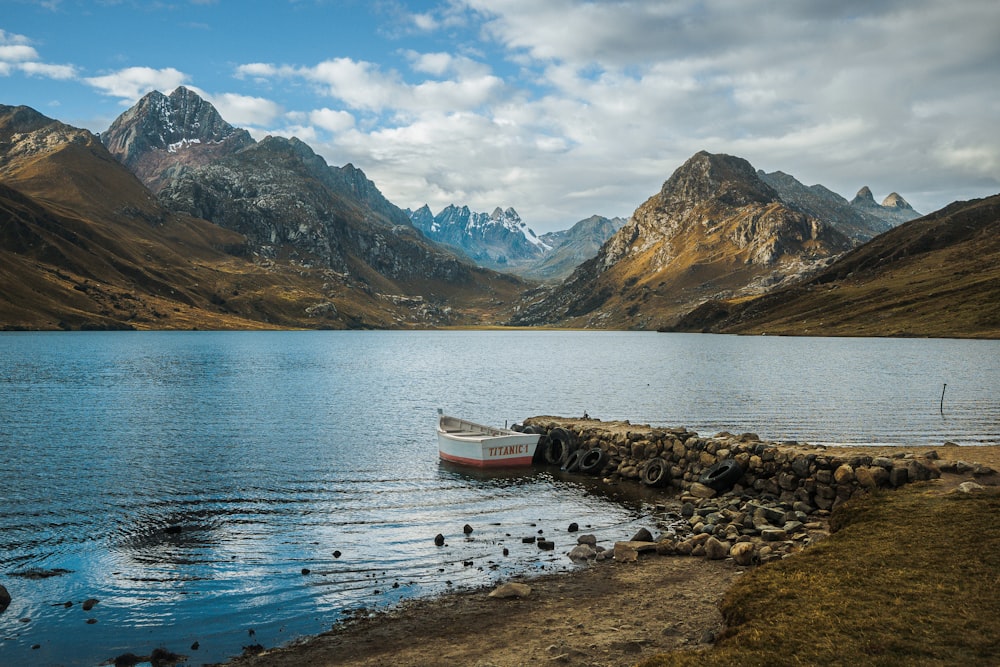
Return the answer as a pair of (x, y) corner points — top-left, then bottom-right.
(221, 443), (999, 667)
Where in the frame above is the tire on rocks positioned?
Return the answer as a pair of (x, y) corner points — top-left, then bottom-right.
(542, 436), (570, 466)
(522, 426), (548, 463)
(577, 447), (608, 475)
(699, 458), (743, 491)
(561, 448), (585, 472)
(640, 457), (670, 487)
(543, 427), (576, 466)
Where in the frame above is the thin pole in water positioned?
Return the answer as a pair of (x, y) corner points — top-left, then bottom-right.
(940, 383), (947, 415)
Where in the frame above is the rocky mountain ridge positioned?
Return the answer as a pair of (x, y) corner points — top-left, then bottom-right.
(757, 172), (920, 242)
(849, 185), (920, 226)
(406, 203), (548, 270)
(103, 87), (493, 295)
(100, 87), (254, 193)
(526, 215), (627, 281)
(510, 151), (855, 329)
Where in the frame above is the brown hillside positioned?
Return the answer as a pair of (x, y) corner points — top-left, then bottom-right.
(0, 105), (524, 330)
(510, 152), (852, 329)
(671, 194), (1000, 338)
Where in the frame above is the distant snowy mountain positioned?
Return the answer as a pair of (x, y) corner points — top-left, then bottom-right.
(406, 204), (549, 271)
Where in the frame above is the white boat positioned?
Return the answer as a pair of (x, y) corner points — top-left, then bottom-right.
(437, 411), (541, 467)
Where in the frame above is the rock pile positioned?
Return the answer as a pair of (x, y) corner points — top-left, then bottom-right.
(519, 416), (971, 566)
(522, 417), (943, 514)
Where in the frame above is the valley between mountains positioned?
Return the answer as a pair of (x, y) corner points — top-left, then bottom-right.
(2, 87), (998, 337)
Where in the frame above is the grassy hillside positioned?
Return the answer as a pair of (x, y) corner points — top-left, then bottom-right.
(671, 195), (1000, 338)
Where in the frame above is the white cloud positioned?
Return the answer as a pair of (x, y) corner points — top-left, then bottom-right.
(84, 66), (188, 102)
(96, 0), (995, 231)
(309, 107), (355, 133)
(0, 29), (76, 81)
(18, 61), (76, 80)
(0, 44), (39, 62)
(207, 92), (284, 127)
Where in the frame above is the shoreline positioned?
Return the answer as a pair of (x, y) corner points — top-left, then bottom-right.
(221, 548), (743, 667)
(216, 438), (999, 667)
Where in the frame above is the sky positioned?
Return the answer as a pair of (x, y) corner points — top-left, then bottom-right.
(2, 0), (999, 233)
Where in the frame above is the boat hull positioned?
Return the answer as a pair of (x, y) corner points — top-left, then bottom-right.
(437, 415), (540, 467)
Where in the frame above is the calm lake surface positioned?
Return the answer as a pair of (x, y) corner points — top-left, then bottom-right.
(2, 330), (998, 665)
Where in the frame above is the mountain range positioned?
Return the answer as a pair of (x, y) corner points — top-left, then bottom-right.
(406, 204), (625, 280)
(0, 101), (525, 330)
(1, 87), (994, 337)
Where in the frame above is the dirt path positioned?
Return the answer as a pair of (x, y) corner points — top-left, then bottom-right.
(223, 555), (741, 667)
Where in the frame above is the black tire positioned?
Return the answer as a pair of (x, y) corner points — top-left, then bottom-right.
(522, 426), (548, 463)
(699, 458), (743, 491)
(547, 427), (576, 451)
(543, 437), (569, 466)
(561, 448), (585, 472)
(640, 457), (670, 487)
(577, 447), (608, 475)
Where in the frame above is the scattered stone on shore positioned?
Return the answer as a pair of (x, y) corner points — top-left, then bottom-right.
(614, 542), (639, 562)
(630, 527), (654, 542)
(730, 541), (755, 565)
(463, 524), (473, 534)
(434, 534), (445, 547)
(82, 598), (99, 611)
(957, 481), (985, 493)
(577, 534), (597, 546)
(537, 539), (555, 550)
(488, 582), (532, 599)
(568, 544), (598, 562)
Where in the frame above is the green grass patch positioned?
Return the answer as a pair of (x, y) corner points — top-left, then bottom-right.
(640, 484), (1000, 667)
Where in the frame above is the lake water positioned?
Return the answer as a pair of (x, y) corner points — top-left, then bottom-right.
(1, 330), (998, 666)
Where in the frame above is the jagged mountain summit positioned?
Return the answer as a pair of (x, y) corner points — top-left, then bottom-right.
(105, 86), (413, 232)
(758, 172), (920, 242)
(407, 206), (625, 280)
(510, 151), (854, 329)
(101, 87), (254, 193)
(406, 204), (549, 271)
(102, 86), (469, 285)
(850, 186), (920, 226)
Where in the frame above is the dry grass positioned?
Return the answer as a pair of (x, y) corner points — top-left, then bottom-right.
(639, 484), (1000, 667)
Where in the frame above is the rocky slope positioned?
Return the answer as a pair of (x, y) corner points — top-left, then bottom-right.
(157, 135), (477, 289)
(509, 151), (854, 329)
(525, 215), (627, 281)
(670, 194), (1000, 338)
(758, 172), (919, 242)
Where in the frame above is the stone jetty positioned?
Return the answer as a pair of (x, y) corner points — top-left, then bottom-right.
(519, 416), (984, 566)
